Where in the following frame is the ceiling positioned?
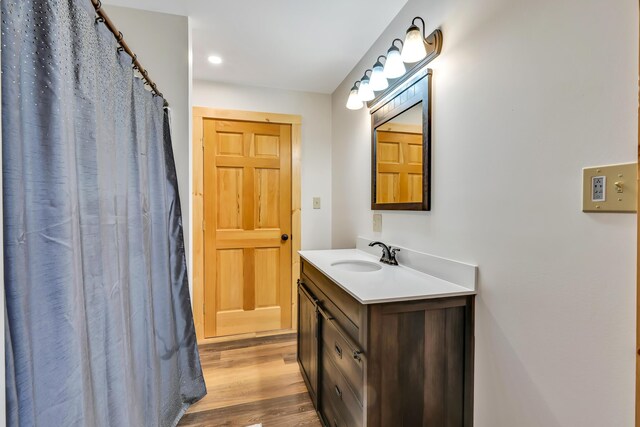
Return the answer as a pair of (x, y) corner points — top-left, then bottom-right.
(103, 0), (408, 94)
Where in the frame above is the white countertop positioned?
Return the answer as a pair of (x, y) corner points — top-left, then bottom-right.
(298, 248), (477, 305)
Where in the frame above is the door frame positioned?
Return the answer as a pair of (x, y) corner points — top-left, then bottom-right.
(637, 22), (640, 423)
(636, 73), (640, 424)
(192, 107), (302, 343)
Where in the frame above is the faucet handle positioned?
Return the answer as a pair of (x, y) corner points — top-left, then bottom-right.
(388, 247), (401, 265)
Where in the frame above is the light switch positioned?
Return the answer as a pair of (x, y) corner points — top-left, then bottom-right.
(583, 163), (637, 213)
(373, 214), (382, 232)
(313, 197), (321, 209)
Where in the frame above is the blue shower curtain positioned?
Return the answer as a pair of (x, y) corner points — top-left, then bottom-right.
(2, 1), (206, 426)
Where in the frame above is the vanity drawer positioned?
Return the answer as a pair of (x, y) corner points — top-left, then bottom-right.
(320, 392), (348, 427)
(320, 307), (364, 405)
(321, 348), (363, 427)
(302, 261), (363, 330)
(301, 272), (360, 345)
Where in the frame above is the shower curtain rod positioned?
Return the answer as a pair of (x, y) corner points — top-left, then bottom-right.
(90, 0), (168, 106)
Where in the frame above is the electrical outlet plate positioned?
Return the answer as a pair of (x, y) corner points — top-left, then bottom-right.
(313, 197), (321, 209)
(373, 214), (382, 232)
(582, 163), (637, 213)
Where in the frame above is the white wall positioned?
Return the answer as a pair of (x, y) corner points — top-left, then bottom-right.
(193, 80), (333, 250)
(332, 0), (638, 425)
(105, 6), (191, 259)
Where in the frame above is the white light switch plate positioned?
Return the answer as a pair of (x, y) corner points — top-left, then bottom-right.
(373, 214), (382, 232)
(313, 197), (321, 209)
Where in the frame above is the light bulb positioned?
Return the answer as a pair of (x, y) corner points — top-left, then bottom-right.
(357, 70), (375, 102)
(208, 55), (223, 65)
(383, 46), (406, 79)
(369, 57), (388, 91)
(357, 79), (375, 102)
(401, 24), (427, 63)
(346, 84), (363, 110)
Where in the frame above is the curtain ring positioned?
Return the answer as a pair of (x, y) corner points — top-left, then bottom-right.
(116, 32), (124, 43)
(117, 46), (125, 53)
(95, 0), (102, 11)
(131, 54), (137, 65)
(95, 16), (105, 24)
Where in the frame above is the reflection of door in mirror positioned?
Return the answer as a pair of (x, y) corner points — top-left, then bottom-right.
(375, 102), (423, 204)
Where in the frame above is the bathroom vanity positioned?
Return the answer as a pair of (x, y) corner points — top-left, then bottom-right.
(297, 240), (477, 427)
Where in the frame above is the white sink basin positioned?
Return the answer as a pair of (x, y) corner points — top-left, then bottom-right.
(330, 260), (382, 272)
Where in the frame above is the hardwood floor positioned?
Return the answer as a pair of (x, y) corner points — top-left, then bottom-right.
(179, 333), (322, 427)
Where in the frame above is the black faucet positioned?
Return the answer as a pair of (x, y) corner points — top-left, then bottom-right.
(368, 241), (401, 265)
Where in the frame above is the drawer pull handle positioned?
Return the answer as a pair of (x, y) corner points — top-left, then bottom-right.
(298, 283), (319, 304)
(335, 343), (342, 359)
(353, 350), (362, 362)
(334, 385), (342, 399)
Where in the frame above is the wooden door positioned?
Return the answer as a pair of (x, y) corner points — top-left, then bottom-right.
(203, 119), (292, 338)
(376, 129), (423, 204)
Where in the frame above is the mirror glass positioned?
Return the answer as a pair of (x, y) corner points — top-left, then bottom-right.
(374, 102), (423, 205)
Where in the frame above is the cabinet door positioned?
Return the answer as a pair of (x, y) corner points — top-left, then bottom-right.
(370, 302), (469, 427)
(297, 282), (319, 406)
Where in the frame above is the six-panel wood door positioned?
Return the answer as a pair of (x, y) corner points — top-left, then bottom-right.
(376, 130), (423, 204)
(203, 119), (292, 338)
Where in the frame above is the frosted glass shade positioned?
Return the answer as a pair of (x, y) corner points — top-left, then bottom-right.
(369, 64), (388, 91)
(346, 88), (363, 110)
(383, 48), (406, 79)
(357, 79), (375, 102)
(401, 26), (427, 63)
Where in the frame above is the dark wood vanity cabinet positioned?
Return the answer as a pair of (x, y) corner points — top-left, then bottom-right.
(298, 284), (319, 407)
(297, 259), (475, 427)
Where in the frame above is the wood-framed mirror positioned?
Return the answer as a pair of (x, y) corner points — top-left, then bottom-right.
(371, 69), (432, 211)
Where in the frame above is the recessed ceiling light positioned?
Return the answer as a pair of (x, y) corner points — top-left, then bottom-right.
(208, 55), (223, 65)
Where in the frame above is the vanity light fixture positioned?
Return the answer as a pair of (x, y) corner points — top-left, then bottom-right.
(401, 17), (428, 63)
(357, 69), (375, 102)
(369, 56), (389, 91)
(346, 16), (441, 109)
(383, 39), (406, 79)
(346, 81), (364, 110)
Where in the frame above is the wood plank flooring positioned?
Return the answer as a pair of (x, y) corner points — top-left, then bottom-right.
(179, 333), (322, 427)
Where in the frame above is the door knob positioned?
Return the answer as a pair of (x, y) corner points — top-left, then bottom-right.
(281, 234), (289, 241)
